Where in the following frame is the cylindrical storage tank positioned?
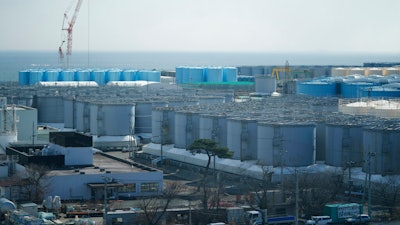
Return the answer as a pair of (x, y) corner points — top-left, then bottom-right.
(29, 70), (44, 85)
(251, 66), (265, 76)
(181, 67), (190, 84)
(89, 102), (136, 136)
(199, 114), (227, 147)
(18, 70), (30, 86)
(360, 87), (400, 98)
(226, 117), (258, 161)
(296, 81), (337, 97)
(341, 82), (375, 98)
(44, 69), (60, 81)
(63, 97), (75, 129)
(254, 75), (276, 94)
(205, 67), (223, 82)
(383, 67), (399, 76)
(0, 198), (16, 214)
(331, 67), (349, 76)
(366, 67), (383, 76)
(325, 123), (364, 167)
(223, 67), (238, 82)
(75, 69), (91, 81)
(348, 68), (365, 76)
(60, 69), (75, 81)
(175, 67), (184, 84)
(106, 69), (122, 83)
(188, 67), (204, 83)
(74, 99), (91, 133)
(147, 71), (161, 82)
(238, 66), (252, 76)
(152, 107), (175, 144)
(174, 111), (200, 149)
(135, 101), (167, 134)
(34, 95), (64, 123)
(362, 126), (400, 175)
(257, 122), (315, 167)
(121, 69), (137, 81)
(90, 69), (107, 85)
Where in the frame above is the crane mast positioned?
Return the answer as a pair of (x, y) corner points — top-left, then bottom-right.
(60, 0), (83, 68)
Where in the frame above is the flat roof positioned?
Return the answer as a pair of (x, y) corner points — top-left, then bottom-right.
(47, 153), (160, 176)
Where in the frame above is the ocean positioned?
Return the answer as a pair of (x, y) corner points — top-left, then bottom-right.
(0, 51), (399, 82)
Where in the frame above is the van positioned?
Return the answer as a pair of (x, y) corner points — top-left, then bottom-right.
(306, 216), (332, 225)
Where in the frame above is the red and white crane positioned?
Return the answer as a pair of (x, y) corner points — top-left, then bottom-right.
(59, 0), (83, 68)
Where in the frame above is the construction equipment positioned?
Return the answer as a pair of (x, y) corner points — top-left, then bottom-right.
(59, 0), (83, 68)
(272, 61), (291, 80)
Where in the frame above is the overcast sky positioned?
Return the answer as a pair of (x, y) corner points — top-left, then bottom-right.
(1, 0), (400, 53)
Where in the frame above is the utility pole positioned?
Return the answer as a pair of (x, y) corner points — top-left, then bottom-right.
(367, 152), (375, 217)
(295, 168), (299, 225)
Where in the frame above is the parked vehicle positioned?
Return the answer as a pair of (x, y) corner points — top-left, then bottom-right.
(244, 210), (295, 225)
(345, 214), (370, 224)
(323, 203), (363, 224)
(306, 215), (332, 225)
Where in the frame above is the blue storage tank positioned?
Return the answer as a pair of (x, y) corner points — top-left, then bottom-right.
(29, 70), (44, 85)
(147, 71), (161, 82)
(206, 67), (223, 82)
(106, 69), (122, 83)
(341, 82), (375, 98)
(360, 86), (400, 98)
(188, 67), (204, 83)
(75, 69), (91, 81)
(91, 69), (107, 85)
(296, 81), (337, 97)
(121, 69), (137, 81)
(182, 67), (190, 83)
(60, 69), (75, 81)
(18, 70), (30, 86)
(175, 67), (184, 84)
(44, 69), (60, 81)
(223, 67), (238, 82)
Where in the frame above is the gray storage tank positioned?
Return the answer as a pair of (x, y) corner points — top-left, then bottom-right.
(174, 111), (200, 149)
(226, 117), (258, 161)
(199, 114), (228, 147)
(34, 95), (64, 123)
(89, 101), (136, 136)
(152, 107), (175, 145)
(257, 121), (315, 167)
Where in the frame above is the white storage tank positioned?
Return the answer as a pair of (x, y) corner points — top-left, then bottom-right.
(63, 97), (75, 129)
(254, 75), (276, 94)
(152, 107), (175, 144)
(363, 125), (400, 175)
(325, 123), (364, 167)
(135, 101), (168, 134)
(331, 67), (349, 76)
(89, 101), (136, 136)
(257, 121), (315, 167)
(383, 67), (399, 76)
(199, 114), (228, 147)
(0, 198), (16, 214)
(365, 67), (383, 76)
(226, 117), (258, 161)
(174, 111), (200, 149)
(348, 68), (365, 76)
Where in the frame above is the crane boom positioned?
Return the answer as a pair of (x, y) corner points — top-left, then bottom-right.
(60, 0), (83, 67)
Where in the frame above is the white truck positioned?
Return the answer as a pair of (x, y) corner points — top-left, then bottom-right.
(245, 210), (295, 225)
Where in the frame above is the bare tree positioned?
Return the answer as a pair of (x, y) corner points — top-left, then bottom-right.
(373, 176), (400, 218)
(140, 180), (184, 225)
(17, 164), (51, 203)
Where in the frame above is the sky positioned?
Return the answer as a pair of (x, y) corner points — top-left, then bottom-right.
(1, 0), (400, 53)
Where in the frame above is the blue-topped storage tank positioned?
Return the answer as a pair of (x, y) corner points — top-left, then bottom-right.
(205, 67), (223, 82)
(60, 69), (75, 81)
(106, 69), (122, 83)
(341, 82), (375, 98)
(91, 69), (107, 85)
(360, 86), (400, 98)
(296, 81), (338, 97)
(29, 70), (44, 85)
(75, 69), (91, 81)
(136, 70), (161, 82)
(223, 67), (238, 82)
(182, 67), (190, 83)
(44, 69), (60, 81)
(18, 70), (30, 86)
(175, 67), (184, 84)
(121, 69), (137, 81)
(188, 67), (204, 83)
